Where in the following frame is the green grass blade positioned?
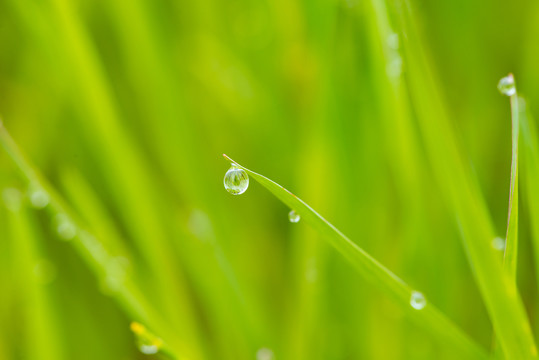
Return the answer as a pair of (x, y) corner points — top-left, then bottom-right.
(504, 78), (519, 280)
(520, 97), (539, 287)
(395, 3), (537, 357)
(222, 154), (488, 359)
(493, 77), (521, 357)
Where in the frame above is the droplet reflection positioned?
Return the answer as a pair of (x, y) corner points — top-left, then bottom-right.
(498, 75), (516, 96)
(288, 210), (300, 223)
(224, 164), (249, 195)
(410, 291), (427, 310)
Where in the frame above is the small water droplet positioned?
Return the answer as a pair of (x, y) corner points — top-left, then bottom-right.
(492, 237), (506, 251)
(56, 213), (77, 240)
(387, 33), (399, 50)
(410, 291), (426, 310)
(288, 210), (300, 223)
(79, 231), (109, 267)
(224, 164), (249, 195)
(29, 187), (50, 209)
(2, 188), (22, 212)
(100, 257), (128, 294)
(139, 344), (159, 355)
(498, 75), (516, 96)
(256, 347), (274, 360)
(130, 322), (162, 355)
(386, 56), (402, 78)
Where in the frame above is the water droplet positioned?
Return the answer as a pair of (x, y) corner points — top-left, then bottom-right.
(33, 259), (57, 285)
(256, 347), (274, 360)
(387, 33), (399, 50)
(2, 188), (22, 212)
(29, 187), (49, 209)
(410, 291), (426, 310)
(498, 75), (516, 96)
(224, 164), (249, 195)
(139, 343), (159, 355)
(100, 257), (128, 294)
(79, 230), (108, 265)
(386, 56), (402, 78)
(130, 322), (162, 355)
(288, 210), (300, 223)
(56, 213), (77, 240)
(492, 237), (506, 251)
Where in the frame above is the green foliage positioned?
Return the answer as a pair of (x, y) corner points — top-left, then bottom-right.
(1, 0), (539, 359)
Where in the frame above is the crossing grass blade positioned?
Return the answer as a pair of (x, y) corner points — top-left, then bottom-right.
(222, 154), (488, 359)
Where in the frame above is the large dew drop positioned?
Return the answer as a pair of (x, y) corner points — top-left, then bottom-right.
(224, 164), (249, 195)
(410, 291), (427, 310)
(288, 210), (300, 223)
(498, 75), (516, 96)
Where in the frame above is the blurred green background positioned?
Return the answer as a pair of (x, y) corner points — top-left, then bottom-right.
(1, 0), (539, 359)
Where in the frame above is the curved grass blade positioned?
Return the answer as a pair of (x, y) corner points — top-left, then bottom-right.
(222, 154), (488, 359)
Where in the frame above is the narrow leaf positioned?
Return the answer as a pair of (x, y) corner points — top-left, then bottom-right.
(519, 97), (539, 288)
(504, 77), (519, 280)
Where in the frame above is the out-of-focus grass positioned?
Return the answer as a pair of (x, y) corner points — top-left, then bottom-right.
(1, 0), (539, 359)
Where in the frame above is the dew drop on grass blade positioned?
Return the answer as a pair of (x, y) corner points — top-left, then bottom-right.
(222, 154), (488, 359)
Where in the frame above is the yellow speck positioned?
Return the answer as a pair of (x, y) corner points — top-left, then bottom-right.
(130, 321), (145, 334)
